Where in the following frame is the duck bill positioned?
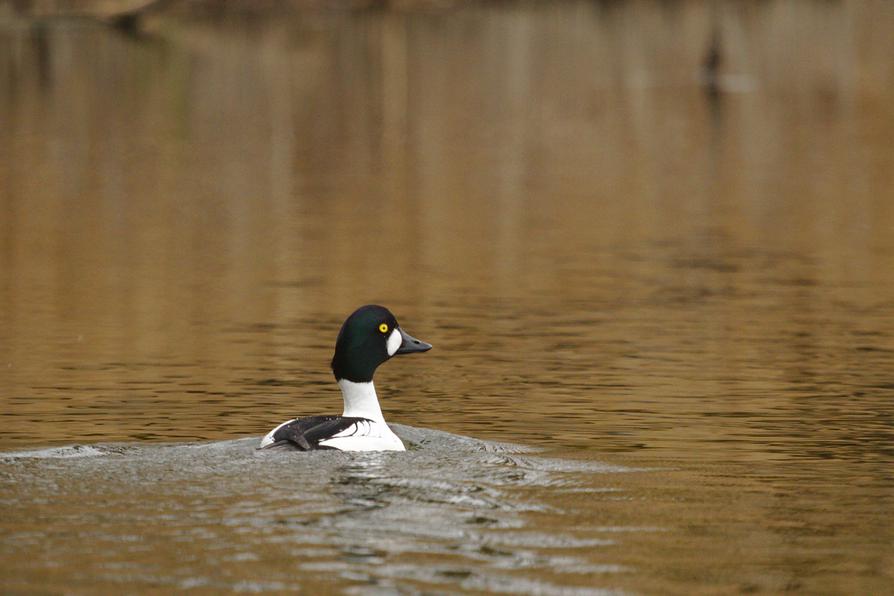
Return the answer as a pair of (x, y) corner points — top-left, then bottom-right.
(396, 327), (432, 354)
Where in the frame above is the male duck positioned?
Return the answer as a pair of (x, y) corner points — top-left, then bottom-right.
(259, 305), (431, 451)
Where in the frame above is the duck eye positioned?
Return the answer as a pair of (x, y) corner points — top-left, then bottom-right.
(379, 323), (389, 334)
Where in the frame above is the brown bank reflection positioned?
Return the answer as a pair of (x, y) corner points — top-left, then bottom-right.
(1, 1), (893, 593)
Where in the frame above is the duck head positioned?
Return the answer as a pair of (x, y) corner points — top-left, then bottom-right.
(330, 305), (432, 383)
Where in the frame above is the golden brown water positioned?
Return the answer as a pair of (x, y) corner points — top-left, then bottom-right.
(1, 1), (893, 593)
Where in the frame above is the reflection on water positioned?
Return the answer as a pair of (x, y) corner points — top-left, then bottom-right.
(1, 0), (894, 593)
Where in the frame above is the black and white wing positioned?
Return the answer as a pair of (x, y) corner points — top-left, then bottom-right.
(259, 416), (373, 451)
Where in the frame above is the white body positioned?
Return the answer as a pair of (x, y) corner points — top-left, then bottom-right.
(259, 379), (405, 452)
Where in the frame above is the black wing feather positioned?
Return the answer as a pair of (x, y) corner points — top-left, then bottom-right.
(261, 416), (371, 451)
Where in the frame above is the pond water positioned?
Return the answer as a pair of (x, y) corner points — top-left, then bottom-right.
(1, 1), (893, 593)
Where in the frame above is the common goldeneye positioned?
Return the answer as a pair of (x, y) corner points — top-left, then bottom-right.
(259, 305), (431, 451)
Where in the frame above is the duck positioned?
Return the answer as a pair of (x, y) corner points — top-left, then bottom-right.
(259, 305), (432, 451)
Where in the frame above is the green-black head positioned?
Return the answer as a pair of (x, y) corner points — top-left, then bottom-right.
(331, 305), (432, 383)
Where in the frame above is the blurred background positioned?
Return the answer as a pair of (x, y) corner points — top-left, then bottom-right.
(1, 0), (893, 593)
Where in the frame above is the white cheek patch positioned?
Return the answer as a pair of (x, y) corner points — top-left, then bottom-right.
(386, 328), (402, 356)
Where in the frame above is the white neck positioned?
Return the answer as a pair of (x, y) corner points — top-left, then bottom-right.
(338, 379), (385, 423)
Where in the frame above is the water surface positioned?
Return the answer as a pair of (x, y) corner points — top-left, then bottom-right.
(1, 1), (893, 593)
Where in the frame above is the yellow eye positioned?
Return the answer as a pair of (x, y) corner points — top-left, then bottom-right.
(379, 323), (389, 334)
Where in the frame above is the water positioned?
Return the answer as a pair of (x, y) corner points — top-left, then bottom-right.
(2, 431), (639, 593)
(2, 0), (893, 593)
